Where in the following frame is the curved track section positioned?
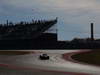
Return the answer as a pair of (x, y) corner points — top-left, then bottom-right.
(0, 50), (100, 75)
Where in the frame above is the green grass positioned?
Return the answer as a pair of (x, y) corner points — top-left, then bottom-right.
(0, 51), (32, 55)
(71, 50), (100, 66)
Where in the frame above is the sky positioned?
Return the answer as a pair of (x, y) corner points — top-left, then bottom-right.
(0, 0), (100, 40)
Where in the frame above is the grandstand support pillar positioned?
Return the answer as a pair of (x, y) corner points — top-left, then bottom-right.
(7, 20), (9, 26)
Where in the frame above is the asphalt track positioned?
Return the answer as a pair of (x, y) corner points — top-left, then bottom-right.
(0, 50), (100, 75)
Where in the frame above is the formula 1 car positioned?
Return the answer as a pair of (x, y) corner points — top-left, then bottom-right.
(39, 54), (49, 60)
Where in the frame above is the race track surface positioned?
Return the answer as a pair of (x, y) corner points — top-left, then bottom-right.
(0, 50), (100, 75)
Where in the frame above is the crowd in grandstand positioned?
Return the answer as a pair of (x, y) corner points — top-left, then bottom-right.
(0, 18), (57, 39)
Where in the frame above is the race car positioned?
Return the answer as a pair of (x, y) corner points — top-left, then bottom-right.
(39, 54), (49, 60)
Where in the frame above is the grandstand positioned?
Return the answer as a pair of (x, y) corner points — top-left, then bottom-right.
(0, 18), (59, 49)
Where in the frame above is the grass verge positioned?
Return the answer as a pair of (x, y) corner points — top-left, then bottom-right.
(0, 51), (32, 55)
(71, 50), (100, 66)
